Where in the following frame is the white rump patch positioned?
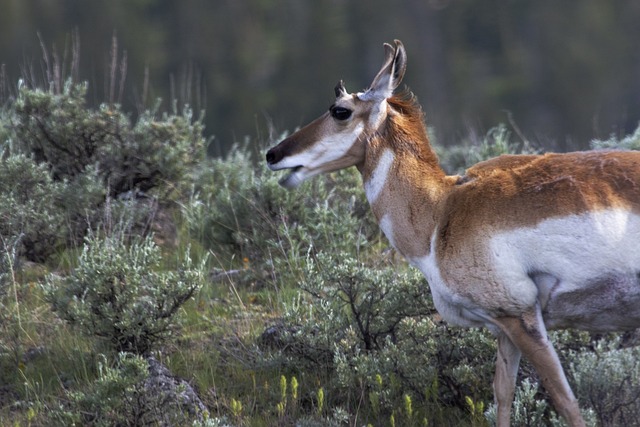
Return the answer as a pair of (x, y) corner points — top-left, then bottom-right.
(364, 149), (394, 203)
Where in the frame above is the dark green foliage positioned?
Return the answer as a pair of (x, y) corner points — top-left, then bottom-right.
(0, 81), (207, 261)
(44, 232), (207, 355)
(12, 82), (206, 199)
(3, 3), (640, 151)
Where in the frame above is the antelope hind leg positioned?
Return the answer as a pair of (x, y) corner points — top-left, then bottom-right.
(494, 332), (521, 427)
(493, 306), (586, 427)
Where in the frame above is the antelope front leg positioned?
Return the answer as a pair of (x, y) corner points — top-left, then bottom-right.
(494, 332), (521, 427)
(493, 307), (586, 427)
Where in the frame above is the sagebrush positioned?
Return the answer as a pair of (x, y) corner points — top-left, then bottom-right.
(2, 71), (640, 426)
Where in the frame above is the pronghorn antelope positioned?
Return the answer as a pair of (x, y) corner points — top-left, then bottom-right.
(265, 40), (640, 427)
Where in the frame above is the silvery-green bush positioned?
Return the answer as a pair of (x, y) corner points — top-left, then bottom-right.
(570, 339), (640, 427)
(0, 81), (207, 262)
(12, 82), (206, 199)
(44, 232), (207, 354)
(50, 353), (151, 426)
(276, 252), (496, 424)
(50, 352), (211, 427)
(185, 146), (377, 267)
(0, 152), (67, 261)
(437, 124), (538, 174)
(591, 123), (640, 151)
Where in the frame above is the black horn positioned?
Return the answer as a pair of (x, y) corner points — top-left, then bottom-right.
(334, 80), (347, 98)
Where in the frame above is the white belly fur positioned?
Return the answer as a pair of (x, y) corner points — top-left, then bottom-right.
(413, 209), (640, 332)
(490, 209), (640, 330)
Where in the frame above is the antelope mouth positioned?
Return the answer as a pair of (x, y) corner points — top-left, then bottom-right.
(278, 165), (306, 188)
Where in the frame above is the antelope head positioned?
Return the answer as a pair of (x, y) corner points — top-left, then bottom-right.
(266, 40), (407, 188)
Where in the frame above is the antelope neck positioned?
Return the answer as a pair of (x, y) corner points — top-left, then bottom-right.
(361, 131), (449, 260)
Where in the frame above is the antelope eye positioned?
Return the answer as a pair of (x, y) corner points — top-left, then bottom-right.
(330, 106), (352, 121)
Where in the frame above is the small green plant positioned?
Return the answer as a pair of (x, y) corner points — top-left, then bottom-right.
(230, 398), (243, 419)
(291, 376), (299, 401)
(280, 374), (288, 403)
(44, 230), (207, 355)
(404, 393), (413, 419)
(317, 387), (325, 416)
(464, 395), (485, 426)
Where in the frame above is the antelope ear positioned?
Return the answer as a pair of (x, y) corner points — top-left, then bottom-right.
(361, 40), (407, 101)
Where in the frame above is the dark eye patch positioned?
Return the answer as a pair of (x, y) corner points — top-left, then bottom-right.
(330, 106), (352, 121)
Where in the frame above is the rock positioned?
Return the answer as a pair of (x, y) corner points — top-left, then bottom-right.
(140, 356), (208, 426)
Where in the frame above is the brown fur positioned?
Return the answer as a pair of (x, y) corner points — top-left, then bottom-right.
(363, 89), (640, 316)
(438, 151), (640, 251)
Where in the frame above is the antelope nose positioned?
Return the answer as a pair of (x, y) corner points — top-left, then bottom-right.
(266, 148), (279, 164)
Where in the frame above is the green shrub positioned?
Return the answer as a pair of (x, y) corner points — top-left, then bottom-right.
(570, 338), (640, 426)
(437, 124), (538, 174)
(44, 231), (207, 355)
(12, 82), (206, 199)
(50, 353), (151, 426)
(591, 123), (640, 150)
(0, 81), (207, 262)
(185, 145), (377, 268)
(0, 152), (67, 261)
(276, 252), (496, 424)
(484, 378), (566, 427)
(50, 352), (211, 426)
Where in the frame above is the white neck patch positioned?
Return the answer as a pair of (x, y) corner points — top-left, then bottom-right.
(364, 148), (394, 204)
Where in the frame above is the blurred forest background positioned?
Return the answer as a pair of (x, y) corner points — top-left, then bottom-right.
(1, 0), (639, 155)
